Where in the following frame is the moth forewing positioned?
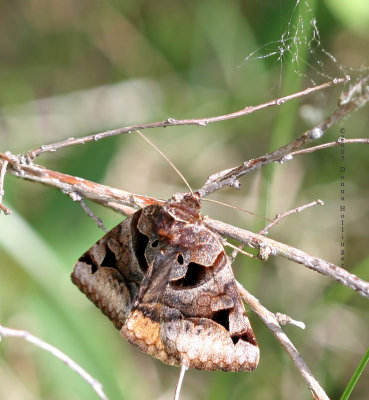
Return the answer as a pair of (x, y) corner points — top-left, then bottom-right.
(72, 193), (259, 371)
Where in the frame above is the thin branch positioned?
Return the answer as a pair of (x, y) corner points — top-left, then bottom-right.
(0, 154), (11, 215)
(3, 148), (369, 299)
(276, 312), (306, 330)
(205, 217), (369, 299)
(0, 324), (109, 400)
(2, 77), (367, 215)
(196, 75), (369, 197)
(230, 244), (246, 262)
(3, 154), (162, 211)
(0, 73), (367, 400)
(0, 203), (12, 215)
(78, 197), (108, 233)
(2, 149), (369, 299)
(258, 199), (324, 235)
(94, 200), (137, 216)
(25, 78), (346, 161)
(174, 365), (188, 400)
(4, 135), (367, 220)
(290, 138), (369, 157)
(238, 283), (329, 400)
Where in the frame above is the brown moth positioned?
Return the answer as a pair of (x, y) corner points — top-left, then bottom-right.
(72, 192), (259, 371)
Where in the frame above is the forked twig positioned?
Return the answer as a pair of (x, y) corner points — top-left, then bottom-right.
(25, 78), (346, 161)
(1, 74), (368, 400)
(258, 199), (324, 235)
(2, 157), (162, 212)
(6, 144), (367, 300)
(2, 134), (369, 300)
(198, 76), (369, 197)
(237, 283), (329, 400)
(0, 324), (109, 400)
(2, 76), (367, 212)
(205, 217), (369, 299)
(229, 200), (324, 260)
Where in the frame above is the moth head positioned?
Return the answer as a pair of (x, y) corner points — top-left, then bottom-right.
(166, 192), (202, 222)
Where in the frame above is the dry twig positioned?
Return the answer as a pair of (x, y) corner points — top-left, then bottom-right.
(5, 150), (366, 299)
(238, 283), (329, 400)
(0, 153), (11, 215)
(290, 137), (369, 157)
(78, 196), (109, 233)
(198, 76), (369, 197)
(230, 200), (324, 260)
(2, 155), (161, 212)
(174, 365), (188, 400)
(205, 217), (369, 299)
(276, 312), (306, 330)
(1, 74), (368, 400)
(2, 78), (368, 215)
(258, 199), (324, 235)
(25, 78), (346, 161)
(0, 324), (109, 400)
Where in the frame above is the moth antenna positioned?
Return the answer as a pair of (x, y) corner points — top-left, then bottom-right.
(202, 198), (271, 222)
(174, 364), (188, 400)
(136, 130), (193, 194)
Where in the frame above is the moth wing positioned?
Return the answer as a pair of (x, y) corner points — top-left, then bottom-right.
(120, 202), (260, 371)
(159, 250), (259, 371)
(162, 315), (259, 371)
(72, 211), (146, 329)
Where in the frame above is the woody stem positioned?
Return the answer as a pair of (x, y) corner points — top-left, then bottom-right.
(238, 283), (330, 400)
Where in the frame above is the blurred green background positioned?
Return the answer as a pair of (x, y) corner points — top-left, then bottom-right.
(1, 1), (369, 399)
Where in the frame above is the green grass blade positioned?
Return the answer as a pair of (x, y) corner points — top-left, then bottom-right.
(340, 346), (369, 400)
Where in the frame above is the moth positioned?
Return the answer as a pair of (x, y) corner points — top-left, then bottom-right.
(72, 192), (259, 371)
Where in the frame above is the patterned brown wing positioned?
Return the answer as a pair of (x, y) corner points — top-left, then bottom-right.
(120, 194), (260, 371)
(72, 193), (259, 371)
(71, 209), (150, 329)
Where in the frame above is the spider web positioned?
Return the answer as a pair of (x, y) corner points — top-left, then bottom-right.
(241, 0), (368, 90)
(238, 0), (369, 232)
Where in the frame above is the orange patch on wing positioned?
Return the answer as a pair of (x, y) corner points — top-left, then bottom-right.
(121, 310), (181, 366)
(124, 310), (162, 346)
